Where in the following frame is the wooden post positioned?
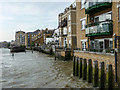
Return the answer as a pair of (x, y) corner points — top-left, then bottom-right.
(73, 56), (76, 76)
(107, 64), (113, 89)
(79, 58), (82, 78)
(99, 62), (105, 89)
(93, 61), (99, 87)
(88, 59), (92, 83)
(83, 59), (87, 80)
(55, 46), (56, 60)
(76, 57), (79, 76)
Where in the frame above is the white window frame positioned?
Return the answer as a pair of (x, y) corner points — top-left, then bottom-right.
(81, 19), (86, 30)
(68, 26), (71, 33)
(68, 14), (71, 21)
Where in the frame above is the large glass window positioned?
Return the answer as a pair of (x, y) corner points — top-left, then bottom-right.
(94, 11), (112, 22)
(90, 38), (113, 51)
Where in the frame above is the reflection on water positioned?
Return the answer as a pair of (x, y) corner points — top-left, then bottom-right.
(1, 48), (92, 88)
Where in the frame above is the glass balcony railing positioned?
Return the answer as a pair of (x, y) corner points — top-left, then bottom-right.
(86, 20), (113, 37)
(85, 0), (112, 14)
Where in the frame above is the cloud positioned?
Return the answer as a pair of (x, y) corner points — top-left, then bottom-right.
(0, 0), (75, 2)
(0, 15), (14, 21)
(0, 3), (42, 16)
(0, 2), (72, 41)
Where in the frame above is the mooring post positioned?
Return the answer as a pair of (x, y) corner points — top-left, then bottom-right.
(83, 58), (87, 80)
(79, 58), (82, 78)
(76, 57), (79, 76)
(99, 62), (105, 89)
(73, 56), (76, 76)
(55, 46), (56, 60)
(88, 59), (92, 83)
(93, 61), (99, 87)
(107, 64), (113, 89)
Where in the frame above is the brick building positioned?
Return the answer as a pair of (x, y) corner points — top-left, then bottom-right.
(58, 2), (77, 49)
(15, 31), (25, 46)
(25, 30), (40, 48)
(75, 0), (120, 86)
(34, 28), (54, 47)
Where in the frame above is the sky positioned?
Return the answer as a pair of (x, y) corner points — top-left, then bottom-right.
(0, 1), (74, 42)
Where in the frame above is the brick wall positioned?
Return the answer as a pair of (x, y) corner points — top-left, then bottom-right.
(74, 51), (115, 71)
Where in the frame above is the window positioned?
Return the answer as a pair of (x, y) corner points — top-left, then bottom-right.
(81, 0), (85, 9)
(81, 20), (86, 30)
(110, 40), (113, 49)
(94, 11), (112, 22)
(81, 41), (86, 51)
(69, 40), (71, 48)
(63, 27), (67, 35)
(68, 14), (71, 21)
(94, 17), (99, 23)
(68, 26), (71, 32)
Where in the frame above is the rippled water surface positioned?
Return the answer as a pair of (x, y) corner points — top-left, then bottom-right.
(1, 48), (92, 88)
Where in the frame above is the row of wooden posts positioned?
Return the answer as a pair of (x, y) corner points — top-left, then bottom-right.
(73, 56), (114, 89)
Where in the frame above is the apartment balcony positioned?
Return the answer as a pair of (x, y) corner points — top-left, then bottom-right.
(60, 33), (67, 37)
(85, 0), (112, 14)
(86, 20), (113, 37)
(59, 19), (67, 28)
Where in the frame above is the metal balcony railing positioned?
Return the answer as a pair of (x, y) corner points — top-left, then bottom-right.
(85, 0), (112, 14)
(85, 20), (113, 37)
(74, 48), (114, 54)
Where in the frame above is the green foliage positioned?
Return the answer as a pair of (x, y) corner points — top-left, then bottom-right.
(7, 43), (10, 47)
(20, 45), (25, 48)
(32, 41), (35, 47)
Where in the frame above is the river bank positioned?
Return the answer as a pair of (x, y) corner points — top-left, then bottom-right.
(1, 48), (92, 88)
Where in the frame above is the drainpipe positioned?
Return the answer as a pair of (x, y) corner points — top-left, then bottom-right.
(114, 35), (117, 83)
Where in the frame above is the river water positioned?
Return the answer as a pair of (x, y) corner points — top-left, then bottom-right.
(0, 48), (92, 88)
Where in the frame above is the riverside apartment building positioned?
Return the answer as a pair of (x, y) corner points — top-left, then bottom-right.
(15, 31), (25, 46)
(58, 2), (77, 49)
(75, 0), (120, 86)
(34, 28), (54, 47)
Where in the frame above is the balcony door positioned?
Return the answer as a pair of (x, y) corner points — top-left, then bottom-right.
(104, 39), (110, 49)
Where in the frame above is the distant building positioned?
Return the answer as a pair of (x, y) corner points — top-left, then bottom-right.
(15, 31), (25, 46)
(52, 28), (59, 45)
(34, 28), (54, 47)
(0, 41), (8, 48)
(25, 32), (33, 48)
(25, 29), (40, 48)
